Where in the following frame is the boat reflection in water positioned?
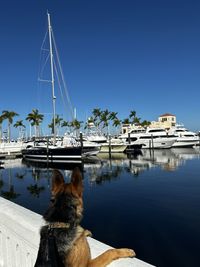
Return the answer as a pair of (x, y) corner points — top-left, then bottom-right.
(21, 158), (84, 171)
(86, 147), (200, 182)
(1, 147), (200, 190)
(1, 147), (200, 267)
(2, 147), (200, 174)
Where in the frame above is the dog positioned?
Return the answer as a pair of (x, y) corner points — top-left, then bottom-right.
(34, 167), (135, 267)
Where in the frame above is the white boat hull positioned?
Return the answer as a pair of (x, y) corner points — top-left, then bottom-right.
(169, 125), (199, 148)
(119, 127), (177, 149)
(172, 138), (199, 148)
(134, 138), (175, 149)
(0, 142), (24, 154)
(99, 144), (127, 153)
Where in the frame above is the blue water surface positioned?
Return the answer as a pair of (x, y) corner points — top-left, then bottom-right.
(0, 147), (200, 267)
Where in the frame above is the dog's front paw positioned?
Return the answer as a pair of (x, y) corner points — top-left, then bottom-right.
(117, 248), (136, 258)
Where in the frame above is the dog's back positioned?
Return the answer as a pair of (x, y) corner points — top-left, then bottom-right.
(34, 168), (135, 267)
(35, 199), (79, 266)
(35, 169), (84, 266)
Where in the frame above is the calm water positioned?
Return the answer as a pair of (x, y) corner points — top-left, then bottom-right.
(1, 147), (200, 267)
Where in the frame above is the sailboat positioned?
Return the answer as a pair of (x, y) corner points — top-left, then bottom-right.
(22, 13), (82, 165)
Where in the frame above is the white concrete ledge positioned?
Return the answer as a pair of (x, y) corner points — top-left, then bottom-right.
(0, 197), (155, 267)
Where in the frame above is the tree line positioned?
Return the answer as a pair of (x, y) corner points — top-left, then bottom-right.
(0, 108), (151, 141)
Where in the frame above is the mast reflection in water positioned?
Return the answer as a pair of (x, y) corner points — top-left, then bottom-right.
(0, 147), (200, 267)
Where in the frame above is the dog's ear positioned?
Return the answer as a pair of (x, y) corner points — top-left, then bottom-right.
(52, 169), (65, 194)
(71, 167), (83, 197)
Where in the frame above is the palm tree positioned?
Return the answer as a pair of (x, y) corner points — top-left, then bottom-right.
(107, 112), (121, 134)
(122, 118), (130, 124)
(100, 109), (110, 134)
(2, 110), (19, 142)
(0, 114), (6, 143)
(140, 120), (151, 128)
(112, 118), (121, 128)
(90, 109), (120, 135)
(109, 112), (118, 121)
(70, 119), (83, 136)
(14, 120), (26, 139)
(129, 110), (141, 125)
(92, 108), (102, 119)
(61, 120), (70, 133)
(129, 110), (136, 120)
(48, 115), (63, 135)
(92, 108), (102, 129)
(26, 109), (44, 137)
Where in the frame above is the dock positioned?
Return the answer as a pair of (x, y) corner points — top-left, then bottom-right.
(0, 152), (22, 160)
(0, 197), (155, 267)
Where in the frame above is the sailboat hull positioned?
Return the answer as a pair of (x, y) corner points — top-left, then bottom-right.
(21, 146), (82, 163)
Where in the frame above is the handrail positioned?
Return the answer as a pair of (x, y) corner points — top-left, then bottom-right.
(0, 197), (155, 267)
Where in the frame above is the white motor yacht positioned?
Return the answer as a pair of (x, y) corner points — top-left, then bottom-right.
(0, 141), (24, 155)
(84, 132), (107, 144)
(168, 125), (199, 148)
(119, 127), (177, 149)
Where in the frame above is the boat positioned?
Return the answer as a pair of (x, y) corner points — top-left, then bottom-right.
(21, 13), (82, 164)
(63, 134), (101, 156)
(22, 141), (82, 164)
(0, 140), (24, 156)
(83, 123), (107, 144)
(21, 138), (82, 166)
(119, 126), (177, 149)
(99, 138), (127, 153)
(83, 122), (127, 153)
(168, 124), (199, 148)
(82, 140), (101, 156)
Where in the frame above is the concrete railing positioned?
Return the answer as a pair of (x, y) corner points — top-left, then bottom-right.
(0, 197), (155, 267)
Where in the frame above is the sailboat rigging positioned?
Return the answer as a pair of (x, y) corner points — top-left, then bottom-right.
(21, 13), (82, 165)
(47, 12), (56, 144)
(38, 12), (75, 138)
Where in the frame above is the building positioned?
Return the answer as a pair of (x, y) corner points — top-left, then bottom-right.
(121, 113), (177, 133)
(150, 113), (176, 129)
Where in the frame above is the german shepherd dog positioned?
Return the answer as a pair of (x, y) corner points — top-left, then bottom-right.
(34, 168), (135, 267)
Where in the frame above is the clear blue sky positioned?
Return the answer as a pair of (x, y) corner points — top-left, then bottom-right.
(1, 0), (200, 138)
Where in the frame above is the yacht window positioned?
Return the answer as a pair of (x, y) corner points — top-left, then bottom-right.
(126, 137), (137, 142)
(148, 129), (165, 133)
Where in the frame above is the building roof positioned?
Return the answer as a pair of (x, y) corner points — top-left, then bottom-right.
(159, 113), (175, 117)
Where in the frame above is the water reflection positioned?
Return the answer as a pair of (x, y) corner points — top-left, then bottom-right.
(1, 148), (200, 267)
(0, 147), (200, 196)
(0, 166), (21, 200)
(95, 147), (200, 179)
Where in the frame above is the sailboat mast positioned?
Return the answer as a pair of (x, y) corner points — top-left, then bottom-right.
(47, 12), (56, 144)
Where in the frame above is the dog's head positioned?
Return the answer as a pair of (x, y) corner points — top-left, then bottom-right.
(44, 167), (83, 225)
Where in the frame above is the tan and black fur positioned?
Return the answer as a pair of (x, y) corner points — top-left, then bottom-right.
(34, 168), (135, 267)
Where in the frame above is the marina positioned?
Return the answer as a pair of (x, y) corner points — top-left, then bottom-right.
(1, 2), (200, 267)
(0, 147), (200, 267)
